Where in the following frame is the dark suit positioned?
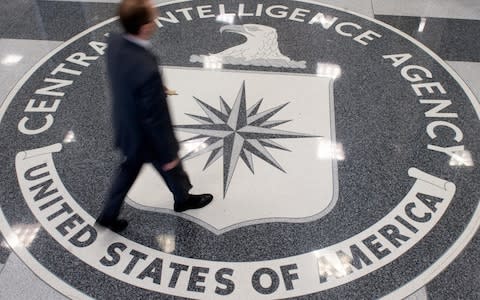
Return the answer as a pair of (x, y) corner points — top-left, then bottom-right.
(98, 33), (191, 223)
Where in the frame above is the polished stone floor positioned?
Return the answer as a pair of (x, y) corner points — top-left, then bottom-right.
(0, 0), (479, 299)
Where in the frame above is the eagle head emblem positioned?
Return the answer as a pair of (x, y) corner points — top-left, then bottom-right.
(190, 24), (306, 68)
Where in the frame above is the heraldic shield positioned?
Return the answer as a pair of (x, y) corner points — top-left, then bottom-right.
(127, 67), (338, 233)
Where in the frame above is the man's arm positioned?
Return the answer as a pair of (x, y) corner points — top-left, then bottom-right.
(137, 70), (180, 166)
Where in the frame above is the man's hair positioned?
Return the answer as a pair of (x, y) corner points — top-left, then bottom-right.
(118, 0), (153, 35)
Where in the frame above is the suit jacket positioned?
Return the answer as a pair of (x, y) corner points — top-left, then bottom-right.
(106, 33), (179, 164)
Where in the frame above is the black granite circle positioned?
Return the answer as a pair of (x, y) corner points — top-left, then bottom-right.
(0, 0), (479, 299)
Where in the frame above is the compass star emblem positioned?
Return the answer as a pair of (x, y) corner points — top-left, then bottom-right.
(175, 81), (320, 196)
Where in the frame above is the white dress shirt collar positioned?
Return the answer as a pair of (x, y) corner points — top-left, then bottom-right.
(124, 34), (152, 49)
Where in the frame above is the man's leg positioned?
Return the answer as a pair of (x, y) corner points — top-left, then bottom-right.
(98, 156), (143, 224)
(151, 160), (192, 203)
(151, 160), (213, 212)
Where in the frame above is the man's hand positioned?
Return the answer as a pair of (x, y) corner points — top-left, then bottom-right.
(164, 87), (178, 96)
(162, 158), (180, 171)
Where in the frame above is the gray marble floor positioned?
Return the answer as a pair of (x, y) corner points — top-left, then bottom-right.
(0, 253), (67, 300)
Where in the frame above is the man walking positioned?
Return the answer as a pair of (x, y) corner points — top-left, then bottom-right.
(97, 0), (213, 233)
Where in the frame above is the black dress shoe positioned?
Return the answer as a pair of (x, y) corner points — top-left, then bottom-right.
(174, 194), (213, 212)
(96, 218), (128, 233)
